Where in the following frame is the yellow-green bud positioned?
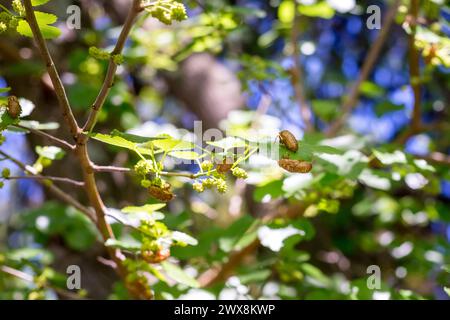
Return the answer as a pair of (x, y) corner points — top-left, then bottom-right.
(2, 168), (10, 179)
(216, 178), (227, 193)
(231, 167), (248, 179)
(192, 181), (204, 193)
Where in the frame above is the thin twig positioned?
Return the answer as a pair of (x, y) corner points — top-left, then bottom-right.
(82, 0), (142, 136)
(93, 165), (131, 173)
(0, 149), (95, 222)
(15, 124), (75, 151)
(290, 12), (313, 132)
(0, 265), (86, 300)
(326, 0), (401, 136)
(23, 0), (81, 140)
(7, 175), (85, 187)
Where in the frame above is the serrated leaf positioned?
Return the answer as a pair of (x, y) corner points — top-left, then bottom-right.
(90, 132), (154, 155)
(171, 231), (198, 246)
(16, 12), (61, 40)
(153, 137), (194, 152)
(161, 261), (200, 288)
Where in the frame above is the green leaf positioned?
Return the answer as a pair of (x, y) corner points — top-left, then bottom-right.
(153, 137), (194, 152)
(7, 248), (53, 265)
(253, 179), (284, 202)
(0, 87), (11, 94)
(161, 261), (200, 288)
(374, 101), (404, 116)
(16, 12), (61, 40)
(300, 263), (330, 286)
(110, 129), (160, 144)
(35, 146), (65, 160)
(105, 238), (141, 252)
(298, 2), (334, 19)
(122, 203), (166, 214)
(360, 81), (385, 98)
(218, 215), (256, 252)
(311, 100), (339, 121)
(32, 0), (51, 5)
(90, 131), (156, 155)
(0, 110), (19, 131)
(278, 0), (295, 23)
(171, 231), (198, 246)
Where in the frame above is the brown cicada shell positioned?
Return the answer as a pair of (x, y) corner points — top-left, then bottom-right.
(278, 130), (298, 152)
(278, 159), (312, 173)
(148, 183), (174, 202)
(7, 96), (21, 119)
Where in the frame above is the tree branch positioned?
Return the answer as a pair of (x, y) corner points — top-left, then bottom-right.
(0, 265), (86, 300)
(23, 0), (81, 140)
(0, 149), (95, 222)
(326, 0), (401, 136)
(82, 0), (142, 136)
(6, 175), (85, 187)
(15, 124), (75, 151)
(93, 165), (131, 173)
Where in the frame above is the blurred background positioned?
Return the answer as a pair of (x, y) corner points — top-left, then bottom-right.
(0, 0), (449, 300)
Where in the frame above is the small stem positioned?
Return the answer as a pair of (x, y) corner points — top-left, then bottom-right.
(6, 175), (85, 187)
(93, 165), (131, 173)
(0, 149), (95, 222)
(0, 4), (13, 14)
(15, 124), (75, 151)
(82, 0), (142, 136)
(0, 265), (86, 300)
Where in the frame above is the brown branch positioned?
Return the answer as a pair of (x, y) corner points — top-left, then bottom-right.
(326, 0), (401, 137)
(82, 0), (142, 136)
(7, 175), (85, 187)
(23, 0), (81, 140)
(22, 0), (150, 299)
(0, 149), (95, 222)
(15, 124), (75, 151)
(93, 165), (131, 173)
(289, 12), (313, 132)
